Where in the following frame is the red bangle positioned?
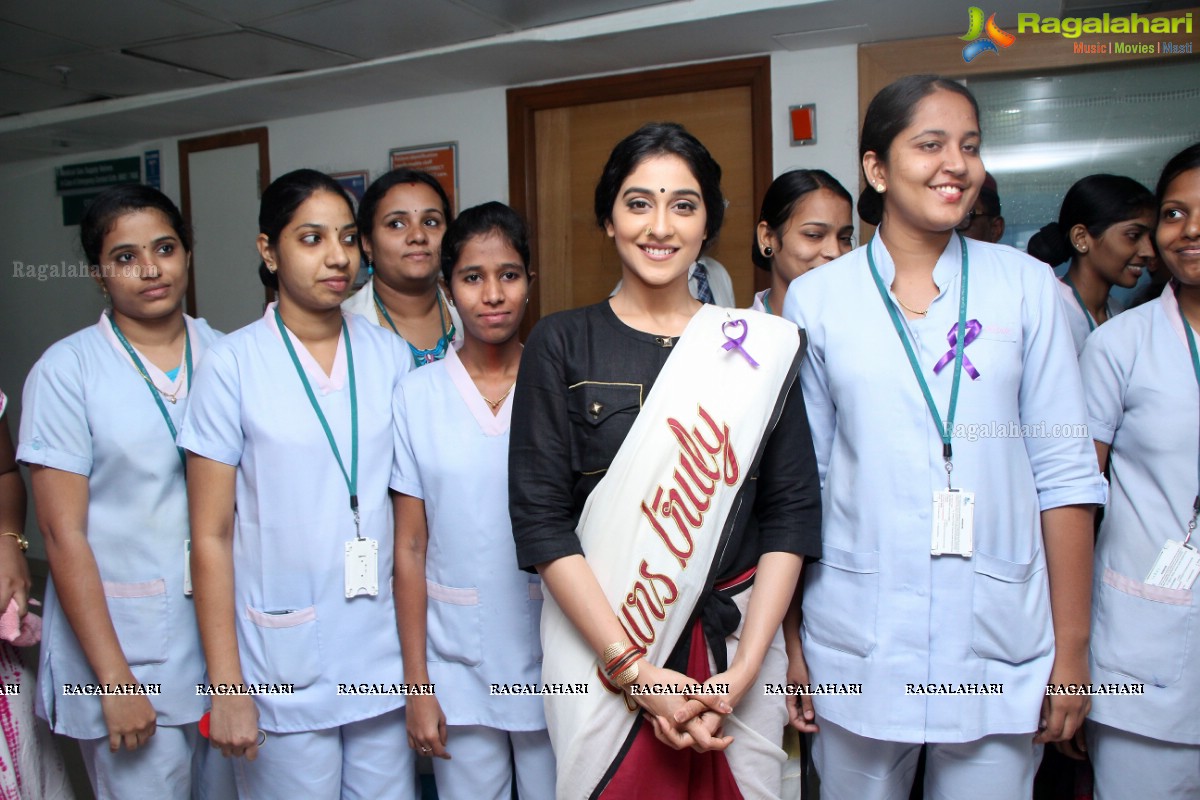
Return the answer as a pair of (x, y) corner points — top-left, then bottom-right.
(603, 645), (640, 675)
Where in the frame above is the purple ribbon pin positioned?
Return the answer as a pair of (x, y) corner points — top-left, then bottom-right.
(933, 319), (982, 379)
(722, 318), (759, 367)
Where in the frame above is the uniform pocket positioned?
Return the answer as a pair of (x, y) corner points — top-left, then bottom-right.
(971, 552), (1053, 664)
(566, 382), (642, 475)
(426, 580), (482, 666)
(802, 547), (879, 657)
(1093, 567), (1192, 687)
(528, 580), (544, 664)
(104, 579), (168, 666)
(246, 605), (322, 689)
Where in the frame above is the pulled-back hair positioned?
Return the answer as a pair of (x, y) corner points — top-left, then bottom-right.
(594, 122), (725, 250)
(1027, 174), (1154, 267)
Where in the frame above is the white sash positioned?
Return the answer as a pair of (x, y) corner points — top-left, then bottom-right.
(542, 304), (803, 799)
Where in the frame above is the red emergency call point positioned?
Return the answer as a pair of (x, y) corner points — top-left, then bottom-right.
(790, 104), (816, 146)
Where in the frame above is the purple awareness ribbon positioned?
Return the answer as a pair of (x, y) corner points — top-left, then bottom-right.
(933, 319), (982, 379)
(722, 318), (759, 367)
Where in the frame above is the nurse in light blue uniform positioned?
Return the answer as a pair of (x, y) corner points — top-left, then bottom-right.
(19, 185), (233, 799)
(342, 168), (462, 367)
(1080, 143), (1200, 799)
(784, 76), (1106, 799)
(393, 202), (554, 800)
(180, 170), (416, 799)
(1027, 174), (1156, 355)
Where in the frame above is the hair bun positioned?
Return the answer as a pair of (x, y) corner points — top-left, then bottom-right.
(1026, 222), (1072, 266)
(858, 186), (883, 226)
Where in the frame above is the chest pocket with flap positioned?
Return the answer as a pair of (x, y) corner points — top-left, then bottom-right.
(566, 381), (642, 475)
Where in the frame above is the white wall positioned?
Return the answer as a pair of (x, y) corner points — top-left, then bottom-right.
(0, 53), (862, 555)
(269, 87), (509, 210)
(770, 45), (861, 205)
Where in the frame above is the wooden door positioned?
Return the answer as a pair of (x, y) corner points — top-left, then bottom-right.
(179, 127), (271, 330)
(509, 57), (771, 327)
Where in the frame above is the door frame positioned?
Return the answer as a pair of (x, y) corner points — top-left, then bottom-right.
(506, 56), (773, 328)
(178, 126), (271, 315)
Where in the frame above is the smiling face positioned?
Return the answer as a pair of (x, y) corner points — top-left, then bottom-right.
(864, 89), (984, 238)
(363, 181), (446, 287)
(1076, 212), (1155, 289)
(448, 230), (530, 346)
(259, 190), (359, 314)
(97, 208), (190, 322)
(604, 154), (707, 290)
(759, 188), (854, 282)
(1157, 167), (1200, 287)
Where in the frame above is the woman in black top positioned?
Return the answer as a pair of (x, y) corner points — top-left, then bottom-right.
(509, 122), (821, 799)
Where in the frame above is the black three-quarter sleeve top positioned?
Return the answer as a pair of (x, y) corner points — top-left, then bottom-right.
(509, 301), (822, 583)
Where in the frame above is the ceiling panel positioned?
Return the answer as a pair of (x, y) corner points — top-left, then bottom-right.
(253, 0), (508, 59)
(773, 24), (871, 50)
(458, 0), (677, 28)
(0, 21), (92, 67)
(171, 0), (343, 25)
(0, 70), (101, 116)
(128, 30), (358, 80)
(4, 51), (221, 98)
(2, 0), (230, 46)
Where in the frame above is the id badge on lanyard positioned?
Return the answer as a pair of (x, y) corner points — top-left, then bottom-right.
(276, 309), (379, 599)
(932, 489), (975, 557)
(1147, 292), (1200, 590)
(868, 234), (976, 558)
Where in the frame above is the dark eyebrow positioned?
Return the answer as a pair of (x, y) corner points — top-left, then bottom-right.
(908, 129), (981, 140)
(621, 186), (702, 199)
(296, 222), (358, 233)
(106, 234), (179, 258)
(384, 207), (443, 217)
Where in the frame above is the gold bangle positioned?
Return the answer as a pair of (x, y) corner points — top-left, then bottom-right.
(0, 532), (27, 552)
(602, 640), (632, 664)
(614, 655), (642, 688)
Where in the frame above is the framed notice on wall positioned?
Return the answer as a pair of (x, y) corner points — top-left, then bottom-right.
(389, 142), (458, 214)
(332, 170), (369, 203)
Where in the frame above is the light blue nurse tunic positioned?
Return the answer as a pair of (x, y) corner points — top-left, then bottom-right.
(784, 235), (1106, 744)
(18, 313), (218, 739)
(391, 347), (545, 731)
(1080, 284), (1200, 744)
(178, 305), (410, 733)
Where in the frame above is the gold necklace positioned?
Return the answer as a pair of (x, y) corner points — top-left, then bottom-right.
(480, 382), (515, 411)
(895, 296), (929, 317)
(132, 364), (183, 404)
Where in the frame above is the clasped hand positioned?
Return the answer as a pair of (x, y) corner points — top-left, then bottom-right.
(628, 661), (746, 753)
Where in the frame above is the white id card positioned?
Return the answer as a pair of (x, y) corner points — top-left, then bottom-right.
(184, 539), (193, 596)
(345, 538), (379, 598)
(1145, 539), (1200, 590)
(931, 489), (975, 557)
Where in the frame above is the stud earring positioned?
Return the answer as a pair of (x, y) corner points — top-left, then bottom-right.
(763, 246), (774, 257)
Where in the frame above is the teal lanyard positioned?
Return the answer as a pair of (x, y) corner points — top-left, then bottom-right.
(108, 314), (191, 469)
(1062, 274), (1098, 332)
(762, 289), (774, 316)
(372, 289), (455, 368)
(274, 309), (361, 538)
(866, 233), (969, 489)
(1180, 288), (1200, 544)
